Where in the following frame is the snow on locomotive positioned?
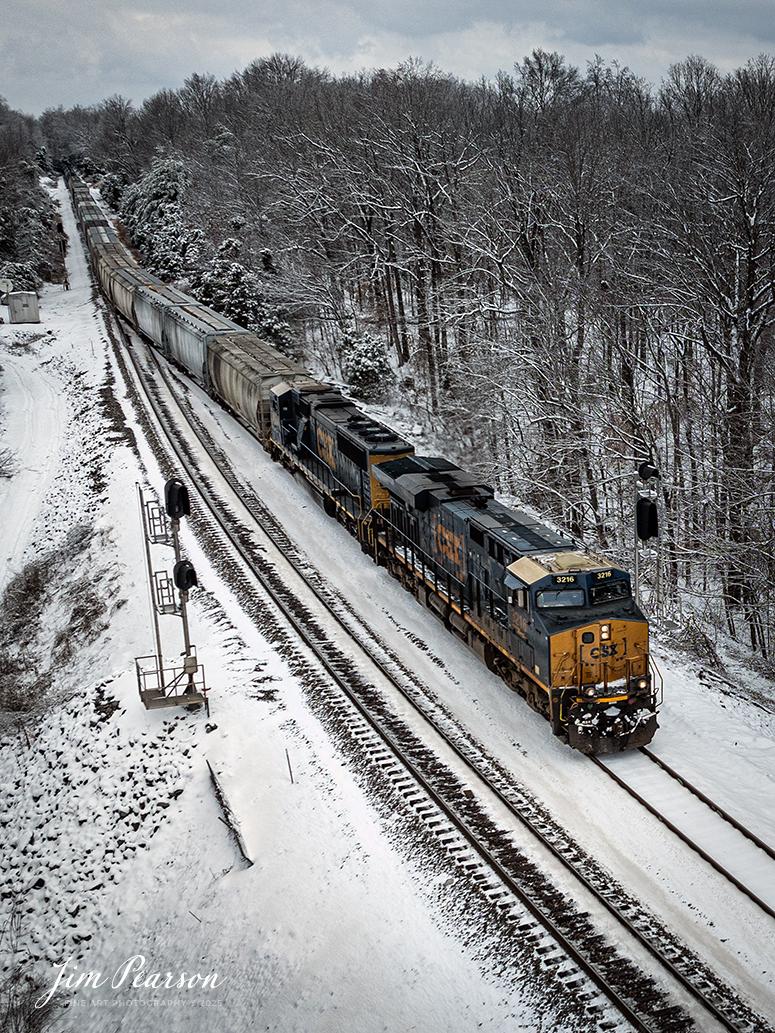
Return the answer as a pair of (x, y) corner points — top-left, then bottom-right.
(69, 176), (661, 754)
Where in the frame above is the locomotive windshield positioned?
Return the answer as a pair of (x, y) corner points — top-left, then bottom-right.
(535, 587), (585, 609)
(589, 580), (630, 605)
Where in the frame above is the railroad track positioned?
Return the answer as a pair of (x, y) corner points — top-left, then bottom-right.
(98, 294), (772, 1033)
(592, 747), (775, 921)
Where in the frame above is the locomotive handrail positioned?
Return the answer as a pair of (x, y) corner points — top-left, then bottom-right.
(295, 439), (364, 520)
(551, 651), (576, 686)
(648, 653), (664, 705)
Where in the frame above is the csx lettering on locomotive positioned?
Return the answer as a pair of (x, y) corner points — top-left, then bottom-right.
(432, 517), (466, 578)
(317, 427), (336, 471)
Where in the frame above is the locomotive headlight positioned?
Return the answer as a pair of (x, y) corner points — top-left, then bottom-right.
(637, 678), (649, 690)
(584, 686), (596, 698)
(600, 624), (611, 641)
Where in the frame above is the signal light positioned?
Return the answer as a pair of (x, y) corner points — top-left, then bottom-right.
(173, 559), (198, 592)
(638, 462), (660, 481)
(165, 478), (190, 519)
(636, 497), (659, 540)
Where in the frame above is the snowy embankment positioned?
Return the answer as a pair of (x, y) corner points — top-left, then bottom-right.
(1, 177), (774, 1033)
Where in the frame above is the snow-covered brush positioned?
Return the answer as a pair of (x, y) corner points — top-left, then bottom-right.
(0, 448), (15, 478)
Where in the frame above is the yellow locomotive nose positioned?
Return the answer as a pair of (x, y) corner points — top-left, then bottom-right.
(551, 618), (651, 697)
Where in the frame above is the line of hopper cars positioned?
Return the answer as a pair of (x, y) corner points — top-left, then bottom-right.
(69, 176), (661, 754)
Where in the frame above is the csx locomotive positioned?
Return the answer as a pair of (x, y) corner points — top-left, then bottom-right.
(69, 176), (661, 754)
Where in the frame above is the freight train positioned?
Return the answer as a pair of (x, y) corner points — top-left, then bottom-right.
(68, 176), (661, 754)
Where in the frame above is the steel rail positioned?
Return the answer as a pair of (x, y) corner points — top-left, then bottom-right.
(640, 746), (775, 862)
(72, 226), (763, 1033)
(70, 182), (771, 1032)
(591, 754), (775, 923)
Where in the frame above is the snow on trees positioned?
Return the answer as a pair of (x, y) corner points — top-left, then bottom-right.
(0, 100), (65, 287)
(43, 51), (775, 655)
(340, 326), (392, 401)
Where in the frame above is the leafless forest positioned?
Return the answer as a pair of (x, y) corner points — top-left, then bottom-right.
(23, 50), (775, 657)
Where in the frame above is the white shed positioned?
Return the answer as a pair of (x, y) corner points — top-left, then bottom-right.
(8, 292), (40, 323)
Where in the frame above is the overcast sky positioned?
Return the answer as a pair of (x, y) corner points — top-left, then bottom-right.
(2, 0), (774, 116)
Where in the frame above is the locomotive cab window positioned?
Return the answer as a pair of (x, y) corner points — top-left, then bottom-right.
(535, 587), (585, 609)
(590, 580), (630, 605)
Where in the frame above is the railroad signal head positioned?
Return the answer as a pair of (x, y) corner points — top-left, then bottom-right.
(173, 559), (198, 592)
(636, 497), (659, 540)
(165, 478), (190, 519)
(638, 462), (660, 481)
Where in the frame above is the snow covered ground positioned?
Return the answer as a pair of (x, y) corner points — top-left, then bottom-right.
(1, 178), (774, 1032)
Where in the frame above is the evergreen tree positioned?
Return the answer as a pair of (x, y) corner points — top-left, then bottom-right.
(118, 157), (192, 278)
(341, 327), (392, 401)
(191, 238), (294, 350)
